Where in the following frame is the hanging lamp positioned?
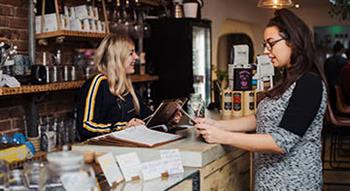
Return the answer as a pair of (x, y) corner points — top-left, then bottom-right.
(257, 0), (294, 9)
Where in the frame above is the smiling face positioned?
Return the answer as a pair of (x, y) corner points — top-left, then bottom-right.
(124, 45), (139, 74)
(263, 26), (292, 68)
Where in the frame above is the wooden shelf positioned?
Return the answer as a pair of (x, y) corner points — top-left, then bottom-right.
(139, 0), (161, 6)
(131, 74), (159, 82)
(36, 30), (107, 40)
(0, 75), (158, 96)
(0, 80), (85, 96)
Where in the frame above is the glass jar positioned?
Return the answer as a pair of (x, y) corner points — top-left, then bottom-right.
(23, 161), (46, 190)
(40, 151), (98, 191)
(0, 160), (9, 190)
(187, 93), (205, 118)
(8, 169), (28, 191)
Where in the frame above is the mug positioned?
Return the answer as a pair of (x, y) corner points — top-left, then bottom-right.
(31, 65), (47, 84)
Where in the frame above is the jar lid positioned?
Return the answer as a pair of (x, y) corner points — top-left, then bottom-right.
(47, 151), (83, 167)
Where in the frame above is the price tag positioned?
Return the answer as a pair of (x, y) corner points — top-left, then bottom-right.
(141, 159), (166, 181)
(116, 152), (142, 181)
(97, 153), (124, 186)
(160, 149), (184, 175)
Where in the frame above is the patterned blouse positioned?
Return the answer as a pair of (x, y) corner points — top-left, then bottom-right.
(254, 73), (327, 190)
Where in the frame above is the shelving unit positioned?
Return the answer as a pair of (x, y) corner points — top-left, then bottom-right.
(0, 74), (158, 96)
(36, 30), (107, 40)
(20, 0), (161, 138)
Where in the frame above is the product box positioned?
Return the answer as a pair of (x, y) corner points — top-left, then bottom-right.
(69, 18), (83, 31)
(93, 7), (99, 20)
(44, 13), (58, 32)
(233, 68), (252, 91)
(75, 5), (90, 19)
(35, 16), (42, 33)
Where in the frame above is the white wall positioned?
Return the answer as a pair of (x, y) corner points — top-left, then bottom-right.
(200, 0), (350, 75)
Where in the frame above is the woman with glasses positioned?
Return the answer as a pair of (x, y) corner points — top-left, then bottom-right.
(195, 9), (327, 190)
(76, 33), (181, 141)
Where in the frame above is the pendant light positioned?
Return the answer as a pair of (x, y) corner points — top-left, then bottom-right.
(257, 0), (294, 9)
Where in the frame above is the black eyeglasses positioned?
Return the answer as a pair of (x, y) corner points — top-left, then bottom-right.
(262, 38), (285, 51)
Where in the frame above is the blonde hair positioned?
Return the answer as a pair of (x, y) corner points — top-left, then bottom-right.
(94, 33), (140, 113)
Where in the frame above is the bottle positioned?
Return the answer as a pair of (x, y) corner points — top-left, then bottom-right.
(55, 50), (61, 65)
(188, 93), (205, 118)
(140, 52), (146, 75)
(146, 83), (154, 111)
(63, 65), (69, 81)
(124, 0), (133, 22)
(232, 91), (243, 117)
(71, 65), (76, 81)
(221, 89), (232, 116)
(115, 0), (123, 23)
(40, 116), (56, 152)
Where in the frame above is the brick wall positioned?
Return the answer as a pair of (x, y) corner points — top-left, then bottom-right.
(0, 91), (77, 136)
(0, 0), (28, 53)
(0, 0), (78, 136)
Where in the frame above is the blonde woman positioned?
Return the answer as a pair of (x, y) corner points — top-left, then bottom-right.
(76, 33), (153, 141)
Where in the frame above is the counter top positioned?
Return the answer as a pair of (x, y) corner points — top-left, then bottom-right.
(72, 110), (241, 167)
(73, 127), (237, 167)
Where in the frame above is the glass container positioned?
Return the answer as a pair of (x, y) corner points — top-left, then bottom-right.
(23, 161), (46, 190)
(40, 151), (98, 191)
(8, 169), (28, 191)
(187, 93), (205, 118)
(0, 160), (9, 190)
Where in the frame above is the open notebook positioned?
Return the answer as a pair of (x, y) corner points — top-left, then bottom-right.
(85, 125), (183, 148)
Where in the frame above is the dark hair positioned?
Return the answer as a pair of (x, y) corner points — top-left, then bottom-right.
(265, 9), (326, 98)
(345, 48), (350, 59)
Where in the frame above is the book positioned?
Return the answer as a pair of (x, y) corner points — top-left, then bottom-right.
(86, 125), (183, 148)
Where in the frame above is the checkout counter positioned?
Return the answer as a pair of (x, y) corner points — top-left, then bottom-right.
(72, 112), (250, 191)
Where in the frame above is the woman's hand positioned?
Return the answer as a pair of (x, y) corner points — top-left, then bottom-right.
(194, 117), (216, 126)
(126, 118), (145, 128)
(195, 123), (226, 144)
(169, 110), (183, 125)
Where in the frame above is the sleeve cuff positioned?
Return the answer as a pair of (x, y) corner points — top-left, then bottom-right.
(268, 127), (301, 153)
(112, 122), (127, 131)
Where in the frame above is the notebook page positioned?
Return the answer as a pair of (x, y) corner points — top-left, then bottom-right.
(110, 125), (182, 146)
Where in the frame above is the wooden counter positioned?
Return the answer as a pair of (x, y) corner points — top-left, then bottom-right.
(72, 111), (250, 190)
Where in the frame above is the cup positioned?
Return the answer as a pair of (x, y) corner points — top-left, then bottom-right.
(183, 2), (198, 18)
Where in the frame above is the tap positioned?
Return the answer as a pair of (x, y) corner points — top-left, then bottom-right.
(0, 42), (17, 67)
